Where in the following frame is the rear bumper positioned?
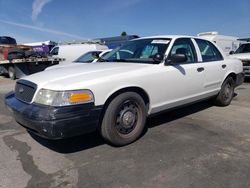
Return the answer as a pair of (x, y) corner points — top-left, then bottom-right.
(5, 92), (103, 139)
(235, 72), (245, 86)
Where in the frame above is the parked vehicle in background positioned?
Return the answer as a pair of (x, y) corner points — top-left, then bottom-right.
(24, 41), (57, 56)
(5, 35), (244, 146)
(230, 42), (250, 78)
(198, 32), (240, 55)
(50, 41), (109, 62)
(75, 49), (112, 63)
(0, 36), (16, 45)
(45, 49), (112, 71)
(0, 36), (49, 79)
(0, 36), (32, 61)
(0, 57), (64, 79)
(93, 49), (112, 62)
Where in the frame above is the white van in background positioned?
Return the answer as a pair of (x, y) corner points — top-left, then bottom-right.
(50, 41), (109, 63)
(197, 32), (240, 55)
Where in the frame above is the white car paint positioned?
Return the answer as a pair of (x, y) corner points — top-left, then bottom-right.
(21, 35), (243, 115)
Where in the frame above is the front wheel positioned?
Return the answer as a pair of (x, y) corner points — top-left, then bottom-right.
(214, 77), (235, 106)
(100, 92), (147, 146)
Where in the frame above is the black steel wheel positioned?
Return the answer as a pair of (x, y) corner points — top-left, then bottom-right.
(115, 100), (139, 135)
(214, 77), (235, 106)
(100, 92), (147, 146)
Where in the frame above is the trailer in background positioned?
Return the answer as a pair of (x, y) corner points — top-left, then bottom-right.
(23, 41), (57, 55)
(197, 32), (240, 55)
(0, 57), (63, 80)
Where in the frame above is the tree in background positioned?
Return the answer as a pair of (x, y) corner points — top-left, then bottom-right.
(121, 32), (127, 36)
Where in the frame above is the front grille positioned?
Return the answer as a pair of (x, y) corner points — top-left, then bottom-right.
(15, 80), (37, 103)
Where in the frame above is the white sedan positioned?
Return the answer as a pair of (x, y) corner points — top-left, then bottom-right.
(6, 35), (244, 146)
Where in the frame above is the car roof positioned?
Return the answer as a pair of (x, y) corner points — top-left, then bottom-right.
(133, 35), (205, 40)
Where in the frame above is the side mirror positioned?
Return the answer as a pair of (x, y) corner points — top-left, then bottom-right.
(229, 51), (234, 55)
(166, 54), (187, 65)
(153, 53), (164, 63)
(92, 52), (100, 59)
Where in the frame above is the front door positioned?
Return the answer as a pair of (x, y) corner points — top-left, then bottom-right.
(150, 38), (205, 113)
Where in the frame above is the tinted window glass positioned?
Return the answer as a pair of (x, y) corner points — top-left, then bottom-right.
(235, 43), (250, 54)
(50, 47), (59, 55)
(75, 51), (102, 63)
(195, 39), (223, 62)
(169, 38), (196, 63)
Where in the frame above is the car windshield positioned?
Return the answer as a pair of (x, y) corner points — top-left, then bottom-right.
(235, 43), (250, 54)
(74, 51), (102, 63)
(102, 38), (171, 64)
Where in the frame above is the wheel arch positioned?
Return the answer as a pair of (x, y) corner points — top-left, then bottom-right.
(223, 72), (237, 86)
(98, 86), (150, 127)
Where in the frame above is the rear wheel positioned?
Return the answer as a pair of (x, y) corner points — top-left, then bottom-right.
(8, 66), (16, 80)
(214, 77), (235, 106)
(100, 92), (147, 146)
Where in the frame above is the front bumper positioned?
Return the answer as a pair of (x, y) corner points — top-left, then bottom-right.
(235, 72), (245, 86)
(5, 92), (103, 139)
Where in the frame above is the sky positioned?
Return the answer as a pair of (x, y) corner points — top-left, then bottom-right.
(0, 0), (250, 43)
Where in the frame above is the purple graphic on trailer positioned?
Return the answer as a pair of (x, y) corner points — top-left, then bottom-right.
(23, 41), (57, 54)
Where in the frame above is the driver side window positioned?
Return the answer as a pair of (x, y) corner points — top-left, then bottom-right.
(170, 39), (196, 63)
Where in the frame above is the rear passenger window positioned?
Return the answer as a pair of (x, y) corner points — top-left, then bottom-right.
(195, 39), (223, 62)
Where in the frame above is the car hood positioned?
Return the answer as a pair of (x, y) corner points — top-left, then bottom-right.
(45, 62), (89, 71)
(22, 62), (152, 90)
(229, 53), (250, 61)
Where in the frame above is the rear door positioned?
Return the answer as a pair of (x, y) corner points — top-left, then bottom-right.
(194, 39), (226, 94)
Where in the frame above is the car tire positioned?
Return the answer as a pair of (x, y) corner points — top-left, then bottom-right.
(214, 77), (235, 106)
(8, 66), (16, 80)
(100, 92), (147, 146)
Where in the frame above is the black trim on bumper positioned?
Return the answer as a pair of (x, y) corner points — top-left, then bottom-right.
(5, 92), (103, 139)
(235, 72), (245, 87)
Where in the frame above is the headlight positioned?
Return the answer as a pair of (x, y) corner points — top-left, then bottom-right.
(34, 89), (94, 106)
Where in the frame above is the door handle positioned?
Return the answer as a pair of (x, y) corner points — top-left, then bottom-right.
(222, 64), (227, 69)
(197, 67), (204, 72)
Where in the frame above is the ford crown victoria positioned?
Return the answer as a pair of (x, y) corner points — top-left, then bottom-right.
(5, 36), (244, 146)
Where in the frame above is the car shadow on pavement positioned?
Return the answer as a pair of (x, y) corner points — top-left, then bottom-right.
(29, 97), (238, 154)
(146, 101), (213, 129)
(29, 131), (105, 154)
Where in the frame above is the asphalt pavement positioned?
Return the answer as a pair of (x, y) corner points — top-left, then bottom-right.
(0, 76), (249, 188)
